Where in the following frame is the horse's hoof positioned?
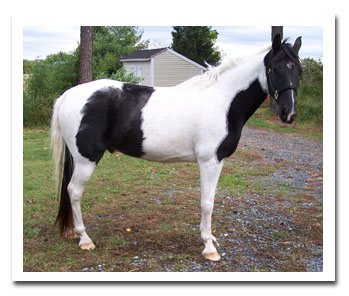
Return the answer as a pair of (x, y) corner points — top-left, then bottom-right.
(203, 251), (221, 261)
(80, 241), (95, 250)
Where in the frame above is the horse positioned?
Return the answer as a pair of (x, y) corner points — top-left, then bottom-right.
(51, 34), (302, 261)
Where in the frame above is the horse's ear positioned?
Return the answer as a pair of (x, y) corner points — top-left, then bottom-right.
(293, 36), (302, 53)
(272, 34), (281, 52)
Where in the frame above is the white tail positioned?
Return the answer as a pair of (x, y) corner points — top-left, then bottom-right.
(50, 95), (66, 199)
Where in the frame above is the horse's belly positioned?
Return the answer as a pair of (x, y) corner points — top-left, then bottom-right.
(142, 150), (197, 163)
(141, 132), (197, 163)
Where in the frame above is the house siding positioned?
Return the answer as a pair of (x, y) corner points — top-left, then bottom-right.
(153, 51), (203, 87)
(123, 61), (151, 85)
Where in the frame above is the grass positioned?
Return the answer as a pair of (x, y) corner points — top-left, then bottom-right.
(23, 124), (322, 272)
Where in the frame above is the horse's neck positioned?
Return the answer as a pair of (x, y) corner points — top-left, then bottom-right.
(219, 53), (268, 97)
(217, 53), (268, 125)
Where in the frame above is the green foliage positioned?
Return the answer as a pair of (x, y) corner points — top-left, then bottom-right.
(23, 59), (37, 74)
(28, 51), (79, 98)
(24, 51), (79, 127)
(95, 67), (141, 84)
(171, 26), (221, 66)
(297, 58), (323, 125)
(93, 26), (148, 77)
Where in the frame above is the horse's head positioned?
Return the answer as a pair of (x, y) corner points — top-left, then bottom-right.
(265, 34), (302, 124)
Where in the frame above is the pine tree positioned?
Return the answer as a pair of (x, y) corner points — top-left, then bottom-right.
(171, 26), (221, 66)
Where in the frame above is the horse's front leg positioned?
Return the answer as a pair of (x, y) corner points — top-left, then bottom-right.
(198, 158), (224, 261)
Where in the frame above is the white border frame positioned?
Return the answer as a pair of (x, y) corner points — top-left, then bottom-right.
(13, 17), (335, 282)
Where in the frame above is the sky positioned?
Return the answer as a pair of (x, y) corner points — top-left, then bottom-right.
(23, 26), (323, 61)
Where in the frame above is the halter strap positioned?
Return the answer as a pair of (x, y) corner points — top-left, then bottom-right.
(266, 67), (297, 101)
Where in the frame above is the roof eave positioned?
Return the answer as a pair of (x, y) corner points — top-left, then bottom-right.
(120, 58), (151, 62)
(120, 48), (168, 62)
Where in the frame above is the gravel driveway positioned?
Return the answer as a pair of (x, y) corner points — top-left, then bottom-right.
(240, 126), (323, 202)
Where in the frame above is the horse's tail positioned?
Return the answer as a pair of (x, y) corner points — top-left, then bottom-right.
(51, 95), (74, 236)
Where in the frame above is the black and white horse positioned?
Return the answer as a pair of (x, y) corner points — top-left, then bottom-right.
(51, 34), (302, 261)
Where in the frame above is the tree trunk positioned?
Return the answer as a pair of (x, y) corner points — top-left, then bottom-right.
(269, 26), (283, 113)
(79, 26), (93, 84)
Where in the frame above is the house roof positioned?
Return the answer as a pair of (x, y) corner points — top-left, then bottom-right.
(120, 48), (167, 61)
(120, 48), (206, 70)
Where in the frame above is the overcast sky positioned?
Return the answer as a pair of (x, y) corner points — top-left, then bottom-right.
(23, 26), (323, 61)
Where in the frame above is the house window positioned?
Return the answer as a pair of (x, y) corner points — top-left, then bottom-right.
(131, 66), (143, 84)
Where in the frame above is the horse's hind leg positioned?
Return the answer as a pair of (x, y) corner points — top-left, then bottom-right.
(68, 160), (96, 250)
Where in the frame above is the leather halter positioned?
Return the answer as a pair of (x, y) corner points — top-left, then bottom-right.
(266, 66), (297, 101)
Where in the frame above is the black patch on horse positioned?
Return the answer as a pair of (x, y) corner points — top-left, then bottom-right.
(76, 83), (155, 163)
(216, 79), (267, 162)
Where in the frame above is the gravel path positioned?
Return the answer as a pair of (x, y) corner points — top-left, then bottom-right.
(240, 126), (323, 201)
(216, 125), (323, 272)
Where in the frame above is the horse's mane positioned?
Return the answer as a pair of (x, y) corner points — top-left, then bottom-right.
(180, 57), (240, 88)
(180, 45), (272, 89)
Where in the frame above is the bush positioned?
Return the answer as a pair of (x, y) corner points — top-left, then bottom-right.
(297, 58), (323, 125)
(95, 67), (141, 84)
(23, 53), (141, 127)
(23, 51), (79, 127)
(23, 93), (55, 127)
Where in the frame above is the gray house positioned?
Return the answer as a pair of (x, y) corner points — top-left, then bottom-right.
(120, 48), (206, 87)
